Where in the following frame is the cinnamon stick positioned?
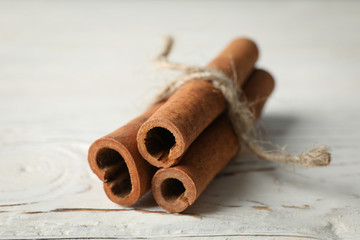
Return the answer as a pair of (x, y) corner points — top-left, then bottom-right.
(151, 69), (275, 213)
(137, 38), (258, 168)
(88, 103), (163, 206)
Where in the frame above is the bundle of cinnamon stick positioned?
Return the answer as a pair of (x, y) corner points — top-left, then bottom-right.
(88, 38), (275, 212)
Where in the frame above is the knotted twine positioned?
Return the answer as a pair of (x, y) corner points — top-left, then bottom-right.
(151, 36), (331, 167)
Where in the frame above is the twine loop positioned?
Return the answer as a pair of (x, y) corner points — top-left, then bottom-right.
(152, 36), (330, 168)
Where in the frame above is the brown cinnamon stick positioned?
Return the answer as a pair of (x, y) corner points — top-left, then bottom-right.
(88, 103), (163, 206)
(137, 38), (259, 168)
(151, 69), (275, 213)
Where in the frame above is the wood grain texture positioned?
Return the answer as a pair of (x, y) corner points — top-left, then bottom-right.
(0, 1), (359, 239)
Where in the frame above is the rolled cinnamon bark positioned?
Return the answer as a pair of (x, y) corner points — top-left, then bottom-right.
(88, 102), (163, 206)
(137, 38), (259, 168)
(151, 69), (275, 213)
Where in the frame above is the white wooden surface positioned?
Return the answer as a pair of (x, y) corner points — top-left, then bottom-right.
(1, 1), (359, 239)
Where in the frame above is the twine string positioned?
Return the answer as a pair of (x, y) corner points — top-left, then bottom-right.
(152, 36), (330, 167)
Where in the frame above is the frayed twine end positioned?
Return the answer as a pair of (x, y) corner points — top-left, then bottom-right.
(298, 145), (331, 167)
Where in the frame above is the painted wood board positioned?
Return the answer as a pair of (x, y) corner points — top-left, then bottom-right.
(0, 1), (359, 239)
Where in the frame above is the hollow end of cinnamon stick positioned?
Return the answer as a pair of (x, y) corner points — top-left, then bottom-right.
(88, 103), (162, 206)
(88, 138), (143, 206)
(152, 168), (197, 213)
(137, 118), (186, 168)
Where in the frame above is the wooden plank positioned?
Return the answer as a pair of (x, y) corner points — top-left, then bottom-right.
(0, 1), (359, 239)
